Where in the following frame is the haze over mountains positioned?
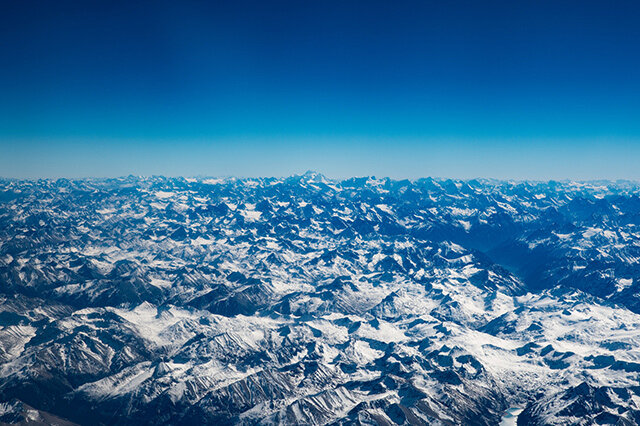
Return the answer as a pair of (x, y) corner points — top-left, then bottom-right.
(1, 173), (640, 425)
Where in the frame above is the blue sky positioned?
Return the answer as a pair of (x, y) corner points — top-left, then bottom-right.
(1, 0), (639, 179)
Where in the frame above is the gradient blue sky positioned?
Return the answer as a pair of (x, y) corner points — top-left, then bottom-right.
(1, 0), (639, 179)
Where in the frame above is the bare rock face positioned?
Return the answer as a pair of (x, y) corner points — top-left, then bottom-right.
(0, 175), (639, 425)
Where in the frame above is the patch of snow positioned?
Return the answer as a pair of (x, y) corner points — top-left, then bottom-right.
(154, 191), (175, 199)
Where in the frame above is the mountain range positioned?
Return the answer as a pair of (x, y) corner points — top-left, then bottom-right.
(1, 173), (639, 425)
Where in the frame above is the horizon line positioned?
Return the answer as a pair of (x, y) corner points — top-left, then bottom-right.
(2, 172), (639, 185)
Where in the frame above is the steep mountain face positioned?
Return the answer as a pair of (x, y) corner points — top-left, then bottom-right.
(0, 174), (639, 425)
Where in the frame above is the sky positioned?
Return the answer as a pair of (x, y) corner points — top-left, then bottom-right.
(1, 0), (640, 180)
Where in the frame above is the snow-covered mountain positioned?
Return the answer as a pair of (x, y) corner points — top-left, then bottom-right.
(1, 173), (639, 425)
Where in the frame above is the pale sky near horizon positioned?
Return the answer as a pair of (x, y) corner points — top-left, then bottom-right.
(3, 137), (638, 181)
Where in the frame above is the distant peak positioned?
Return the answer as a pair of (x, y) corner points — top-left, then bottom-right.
(300, 170), (327, 183)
